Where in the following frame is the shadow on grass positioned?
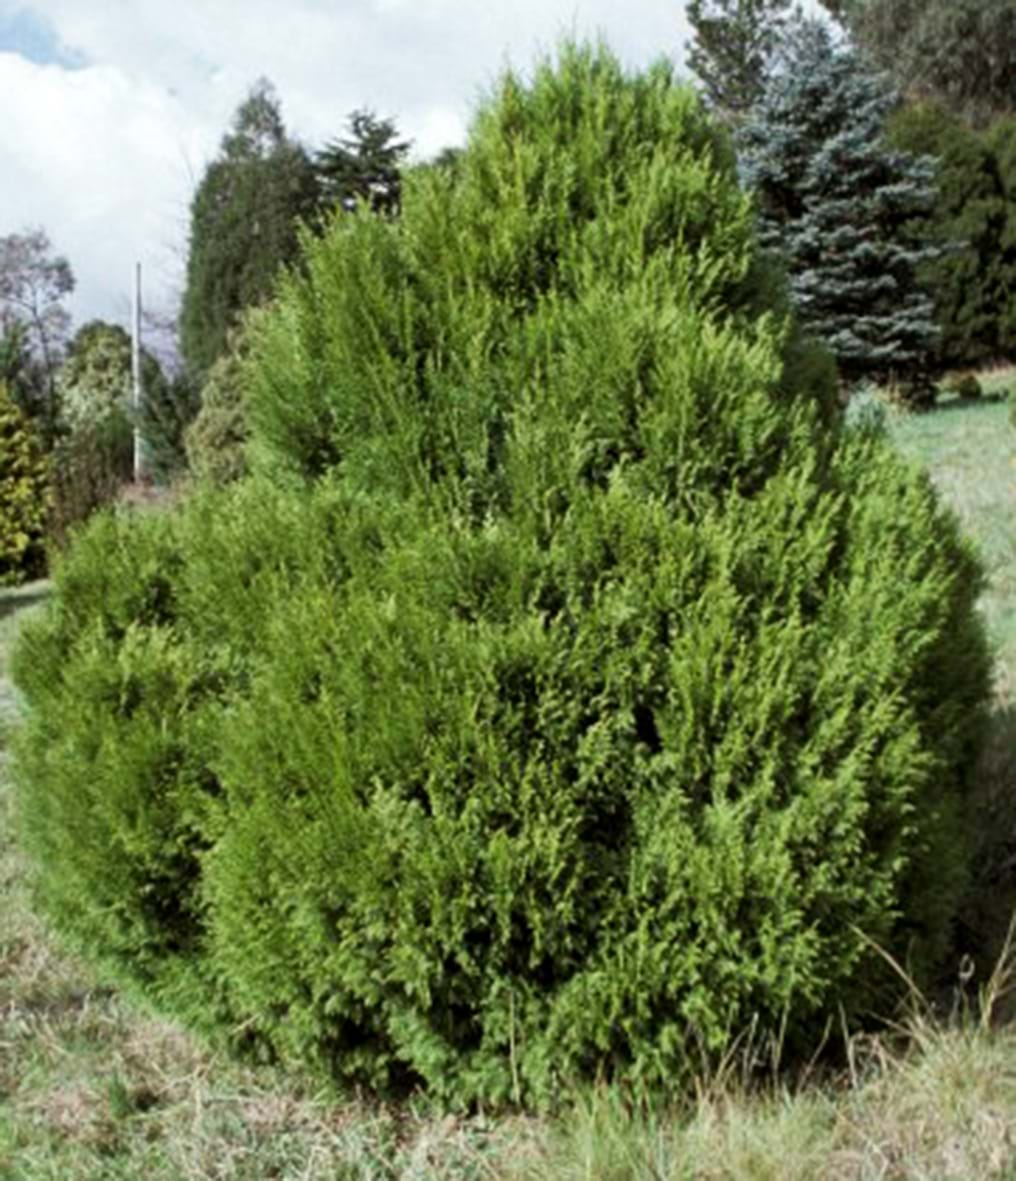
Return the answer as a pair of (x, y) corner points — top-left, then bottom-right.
(922, 391), (1011, 416)
(957, 698), (1016, 1020)
(0, 584), (51, 625)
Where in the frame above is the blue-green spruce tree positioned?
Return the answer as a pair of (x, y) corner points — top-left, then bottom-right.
(738, 19), (941, 393)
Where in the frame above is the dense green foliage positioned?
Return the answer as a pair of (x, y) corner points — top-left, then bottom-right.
(48, 320), (162, 543)
(58, 320), (143, 461)
(179, 80), (319, 380)
(888, 104), (1016, 368)
(821, 0), (1016, 127)
(139, 372), (202, 483)
(13, 44), (992, 1108)
(315, 109), (411, 216)
(56, 317), (190, 484)
(738, 20), (941, 393)
(0, 320), (37, 416)
(0, 381), (48, 583)
(184, 320), (255, 485)
(46, 423), (130, 551)
(685, 0), (795, 121)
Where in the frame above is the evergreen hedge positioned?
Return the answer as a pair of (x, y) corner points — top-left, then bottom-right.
(888, 102), (1016, 369)
(13, 44), (992, 1108)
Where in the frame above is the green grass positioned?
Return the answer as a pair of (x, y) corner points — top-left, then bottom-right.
(886, 373), (1016, 687)
(2, 380), (1016, 1177)
(885, 372), (1016, 988)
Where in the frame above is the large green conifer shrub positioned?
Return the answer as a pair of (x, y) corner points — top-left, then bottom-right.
(13, 44), (992, 1107)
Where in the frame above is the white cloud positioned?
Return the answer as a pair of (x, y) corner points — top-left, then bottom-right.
(1, 0), (694, 331)
(0, 51), (200, 325)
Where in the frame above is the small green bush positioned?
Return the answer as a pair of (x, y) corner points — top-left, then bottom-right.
(944, 372), (983, 400)
(139, 370), (202, 484)
(183, 318), (257, 486)
(47, 415), (131, 551)
(0, 380), (49, 583)
(13, 43), (993, 1108)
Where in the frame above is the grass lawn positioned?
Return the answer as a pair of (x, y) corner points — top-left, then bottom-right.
(1, 380), (1015, 1178)
(886, 376), (1016, 989)
(886, 374), (1016, 692)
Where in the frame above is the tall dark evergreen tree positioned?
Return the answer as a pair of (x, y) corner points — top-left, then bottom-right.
(685, 0), (795, 120)
(0, 321), (32, 407)
(179, 79), (319, 380)
(888, 102), (1016, 367)
(738, 18), (941, 391)
(314, 108), (411, 215)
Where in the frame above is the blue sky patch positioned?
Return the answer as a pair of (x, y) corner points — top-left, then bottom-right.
(0, 6), (86, 68)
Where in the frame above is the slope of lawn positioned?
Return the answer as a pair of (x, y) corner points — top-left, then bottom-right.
(885, 376), (1016, 986)
(887, 373), (1015, 686)
(2, 376), (1015, 1177)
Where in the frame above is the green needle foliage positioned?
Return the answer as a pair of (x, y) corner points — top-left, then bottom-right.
(183, 317), (258, 486)
(686, 0), (796, 122)
(888, 102), (1016, 369)
(315, 108), (411, 216)
(179, 79), (319, 381)
(820, 0), (1016, 129)
(13, 42), (993, 1110)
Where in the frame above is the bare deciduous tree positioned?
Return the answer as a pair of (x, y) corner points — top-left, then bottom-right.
(0, 227), (75, 434)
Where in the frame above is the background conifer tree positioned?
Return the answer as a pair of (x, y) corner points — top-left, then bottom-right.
(738, 18), (941, 393)
(817, 0), (1016, 127)
(179, 79), (318, 380)
(314, 108), (411, 215)
(685, 0), (795, 121)
(888, 102), (1016, 368)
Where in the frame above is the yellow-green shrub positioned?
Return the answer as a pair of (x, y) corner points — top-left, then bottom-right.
(0, 380), (49, 583)
(13, 44), (994, 1108)
(183, 318), (256, 486)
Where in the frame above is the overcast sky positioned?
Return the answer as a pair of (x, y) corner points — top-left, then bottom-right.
(0, 1), (696, 335)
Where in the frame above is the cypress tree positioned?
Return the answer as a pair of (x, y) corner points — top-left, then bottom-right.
(738, 18), (941, 393)
(179, 79), (319, 380)
(12, 42), (992, 1108)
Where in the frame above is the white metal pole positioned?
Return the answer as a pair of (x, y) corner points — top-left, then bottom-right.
(131, 262), (142, 483)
